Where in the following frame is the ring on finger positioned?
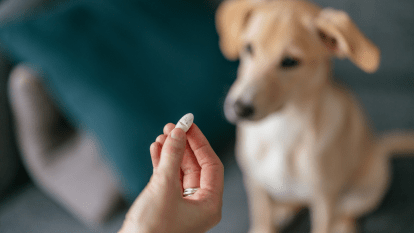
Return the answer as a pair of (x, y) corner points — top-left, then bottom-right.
(183, 187), (199, 197)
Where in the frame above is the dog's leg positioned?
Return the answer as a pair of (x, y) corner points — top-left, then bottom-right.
(332, 216), (357, 233)
(272, 203), (303, 229)
(244, 176), (276, 233)
(310, 194), (336, 233)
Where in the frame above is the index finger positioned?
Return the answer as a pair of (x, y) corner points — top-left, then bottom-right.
(186, 124), (224, 196)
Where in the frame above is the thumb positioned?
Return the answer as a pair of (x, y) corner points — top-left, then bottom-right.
(158, 128), (187, 178)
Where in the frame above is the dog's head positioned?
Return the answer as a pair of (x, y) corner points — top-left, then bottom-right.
(216, 0), (380, 123)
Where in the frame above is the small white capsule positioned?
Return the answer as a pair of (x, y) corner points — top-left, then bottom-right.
(175, 113), (194, 133)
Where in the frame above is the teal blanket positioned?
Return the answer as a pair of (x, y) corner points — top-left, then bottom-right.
(0, 0), (237, 201)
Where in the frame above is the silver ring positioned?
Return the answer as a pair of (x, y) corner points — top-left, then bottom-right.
(183, 188), (199, 197)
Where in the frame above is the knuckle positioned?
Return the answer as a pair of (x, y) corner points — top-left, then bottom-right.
(215, 211), (223, 225)
(217, 160), (224, 171)
(182, 167), (201, 175)
(208, 203), (222, 226)
(210, 161), (225, 174)
(150, 142), (158, 149)
(169, 138), (186, 150)
(156, 134), (165, 142)
(207, 199), (222, 215)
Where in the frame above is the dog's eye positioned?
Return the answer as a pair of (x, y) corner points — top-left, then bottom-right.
(245, 44), (253, 55)
(281, 57), (300, 68)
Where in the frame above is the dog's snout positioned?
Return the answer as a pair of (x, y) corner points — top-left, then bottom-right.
(234, 100), (255, 118)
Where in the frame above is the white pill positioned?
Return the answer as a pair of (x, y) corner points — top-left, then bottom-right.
(175, 113), (194, 133)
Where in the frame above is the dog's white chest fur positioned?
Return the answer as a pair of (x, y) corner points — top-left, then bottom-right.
(240, 112), (313, 202)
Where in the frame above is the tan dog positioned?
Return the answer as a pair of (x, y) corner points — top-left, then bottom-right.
(215, 0), (414, 233)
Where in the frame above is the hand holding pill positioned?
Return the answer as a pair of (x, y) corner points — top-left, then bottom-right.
(119, 114), (224, 233)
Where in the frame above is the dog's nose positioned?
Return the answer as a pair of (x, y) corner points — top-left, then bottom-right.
(234, 100), (255, 118)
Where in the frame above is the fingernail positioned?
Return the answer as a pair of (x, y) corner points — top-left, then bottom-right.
(171, 128), (184, 141)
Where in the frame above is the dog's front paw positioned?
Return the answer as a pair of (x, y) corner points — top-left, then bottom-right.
(273, 205), (303, 228)
(332, 217), (357, 233)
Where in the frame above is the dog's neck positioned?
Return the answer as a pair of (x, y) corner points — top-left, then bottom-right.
(282, 58), (334, 121)
(291, 58), (332, 104)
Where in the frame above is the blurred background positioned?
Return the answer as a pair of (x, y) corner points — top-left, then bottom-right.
(0, 0), (413, 232)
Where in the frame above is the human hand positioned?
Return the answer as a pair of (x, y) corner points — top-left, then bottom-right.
(119, 123), (224, 233)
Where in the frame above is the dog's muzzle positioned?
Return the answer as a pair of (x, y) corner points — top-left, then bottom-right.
(234, 100), (255, 118)
(224, 98), (255, 123)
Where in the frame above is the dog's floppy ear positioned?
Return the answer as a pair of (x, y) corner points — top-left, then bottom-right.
(315, 8), (380, 73)
(216, 0), (254, 60)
